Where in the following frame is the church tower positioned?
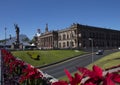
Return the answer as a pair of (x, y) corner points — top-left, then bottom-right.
(45, 23), (48, 33)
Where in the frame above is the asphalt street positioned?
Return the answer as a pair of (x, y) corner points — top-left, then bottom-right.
(41, 49), (119, 78)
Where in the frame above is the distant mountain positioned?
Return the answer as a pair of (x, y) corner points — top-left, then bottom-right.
(0, 34), (30, 46)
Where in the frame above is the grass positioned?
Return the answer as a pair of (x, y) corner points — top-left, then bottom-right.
(59, 51), (120, 81)
(12, 50), (86, 67)
(12, 50), (120, 81)
(87, 51), (120, 70)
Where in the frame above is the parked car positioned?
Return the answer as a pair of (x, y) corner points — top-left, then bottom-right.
(96, 50), (104, 55)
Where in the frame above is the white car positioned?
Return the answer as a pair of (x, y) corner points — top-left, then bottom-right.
(96, 50), (104, 55)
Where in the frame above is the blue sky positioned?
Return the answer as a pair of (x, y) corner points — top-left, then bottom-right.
(0, 0), (120, 40)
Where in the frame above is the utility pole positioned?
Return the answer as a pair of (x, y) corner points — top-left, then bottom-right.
(70, 28), (72, 49)
(89, 38), (94, 63)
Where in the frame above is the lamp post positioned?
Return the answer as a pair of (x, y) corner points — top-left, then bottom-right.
(70, 29), (73, 49)
(89, 38), (94, 63)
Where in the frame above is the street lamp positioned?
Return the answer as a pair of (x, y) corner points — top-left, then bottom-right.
(89, 38), (94, 63)
(70, 29), (73, 49)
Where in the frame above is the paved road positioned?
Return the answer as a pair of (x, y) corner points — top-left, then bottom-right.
(41, 49), (119, 78)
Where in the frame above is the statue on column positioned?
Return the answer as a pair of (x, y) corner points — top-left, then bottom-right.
(14, 24), (20, 47)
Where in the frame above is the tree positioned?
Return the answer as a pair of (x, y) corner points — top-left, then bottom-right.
(22, 37), (30, 42)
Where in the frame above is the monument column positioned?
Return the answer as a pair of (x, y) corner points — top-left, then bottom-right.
(14, 24), (20, 49)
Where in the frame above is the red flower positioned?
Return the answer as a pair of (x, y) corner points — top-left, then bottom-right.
(77, 66), (94, 77)
(77, 65), (103, 84)
(19, 75), (27, 83)
(71, 73), (82, 85)
(92, 65), (103, 79)
(103, 73), (120, 85)
(52, 80), (68, 85)
(112, 73), (120, 83)
(3, 50), (15, 64)
(103, 73), (115, 85)
(64, 69), (73, 82)
(64, 69), (82, 85)
(84, 82), (96, 85)
(19, 64), (43, 83)
(9, 59), (25, 73)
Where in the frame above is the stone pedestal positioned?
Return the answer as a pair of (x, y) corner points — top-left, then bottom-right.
(11, 43), (23, 50)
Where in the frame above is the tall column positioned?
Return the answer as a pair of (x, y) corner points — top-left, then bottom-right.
(14, 24), (20, 48)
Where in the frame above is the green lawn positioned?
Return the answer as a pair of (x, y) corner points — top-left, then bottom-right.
(12, 50), (120, 81)
(87, 51), (120, 70)
(12, 50), (86, 67)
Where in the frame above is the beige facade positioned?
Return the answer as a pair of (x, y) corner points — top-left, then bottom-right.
(58, 27), (77, 49)
(37, 31), (58, 49)
(37, 23), (120, 49)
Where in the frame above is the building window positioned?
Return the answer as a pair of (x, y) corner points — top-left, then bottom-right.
(59, 43), (61, 48)
(63, 42), (66, 47)
(74, 30), (77, 34)
(67, 34), (69, 39)
(67, 41), (69, 47)
(82, 32), (86, 38)
(83, 40), (85, 47)
(63, 34), (66, 40)
(58, 35), (61, 40)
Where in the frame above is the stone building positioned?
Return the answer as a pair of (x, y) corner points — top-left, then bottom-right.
(37, 23), (120, 49)
(58, 27), (77, 49)
(37, 24), (58, 49)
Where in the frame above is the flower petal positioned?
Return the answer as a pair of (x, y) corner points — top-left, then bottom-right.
(92, 65), (103, 78)
(64, 69), (73, 82)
